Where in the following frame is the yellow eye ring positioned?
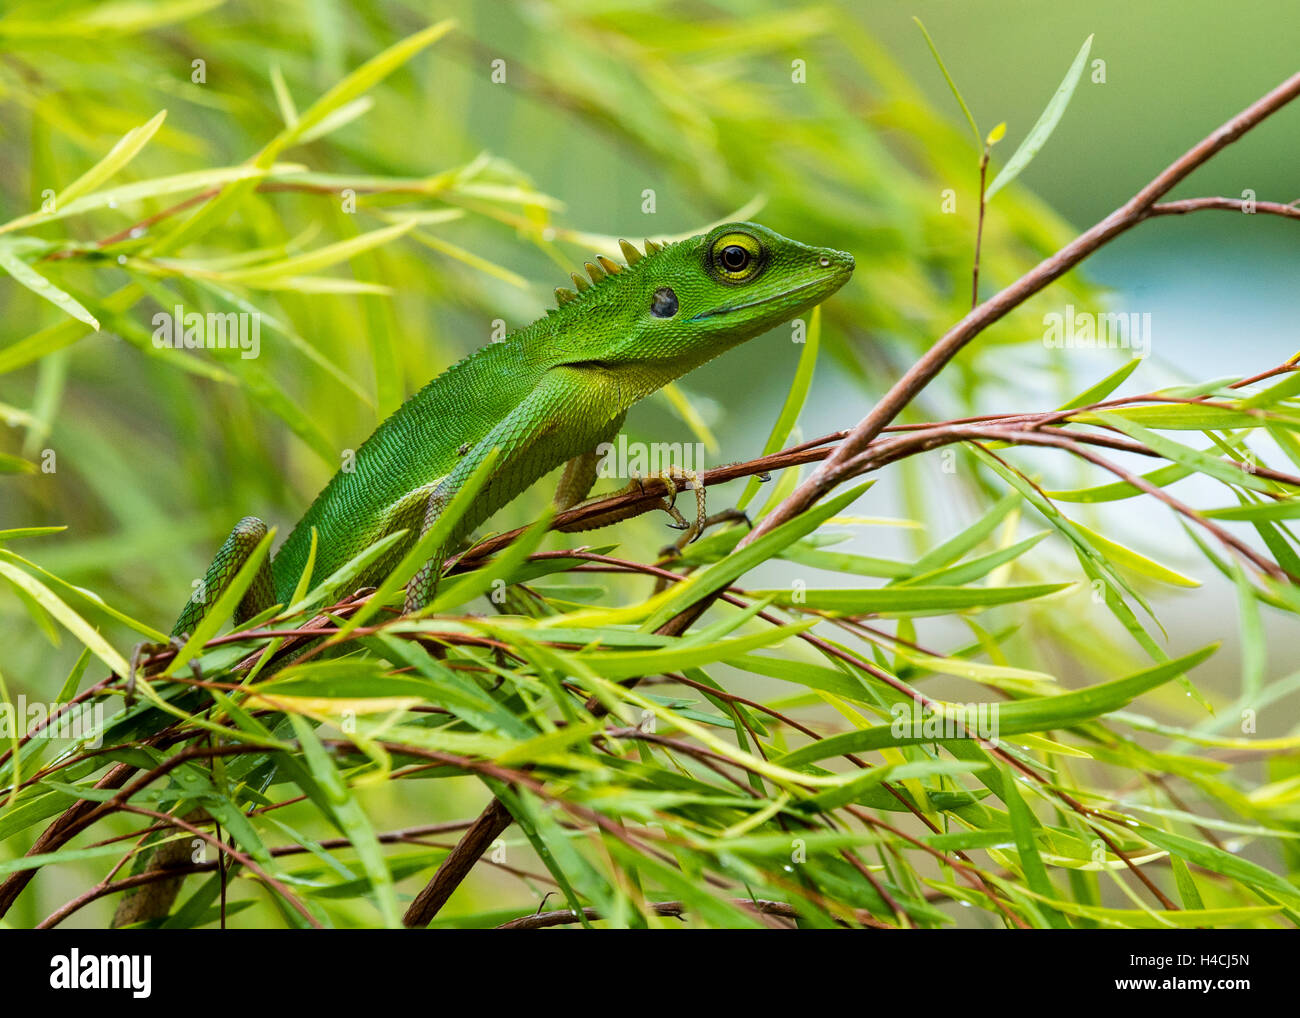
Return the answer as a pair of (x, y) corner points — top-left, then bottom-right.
(709, 232), (765, 282)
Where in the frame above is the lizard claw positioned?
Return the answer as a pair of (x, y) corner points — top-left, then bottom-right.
(125, 635), (187, 706)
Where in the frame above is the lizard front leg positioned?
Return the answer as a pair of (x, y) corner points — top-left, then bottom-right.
(556, 463), (708, 543)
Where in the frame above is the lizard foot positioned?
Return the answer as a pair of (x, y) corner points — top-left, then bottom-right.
(657, 508), (752, 560)
(125, 635), (189, 706)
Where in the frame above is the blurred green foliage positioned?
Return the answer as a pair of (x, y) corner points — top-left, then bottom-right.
(1, 2), (1298, 930)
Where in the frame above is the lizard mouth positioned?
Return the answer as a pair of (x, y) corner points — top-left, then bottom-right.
(687, 277), (831, 322)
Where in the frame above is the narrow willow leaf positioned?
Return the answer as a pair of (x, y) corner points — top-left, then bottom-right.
(0, 548), (168, 641)
(1101, 413), (1288, 494)
(1232, 562), (1265, 698)
(580, 622), (813, 681)
(431, 510), (555, 612)
(0, 245), (99, 329)
(777, 644), (1216, 767)
(749, 581), (1071, 616)
(0, 561), (129, 676)
(289, 530), (407, 615)
(1070, 520), (1200, 587)
(899, 532), (1049, 588)
(164, 528), (276, 676)
(1202, 499), (1300, 521)
(1133, 824), (1300, 907)
(911, 18), (981, 149)
(297, 96), (374, 145)
(1089, 405), (1271, 431)
(0, 282), (143, 375)
(1241, 368), (1300, 409)
(779, 544), (913, 579)
(288, 715), (400, 927)
(1046, 462), (1192, 503)
(645, 483), (871, 630)
(1170, 854), (1205, 910)
(151, 22), (455, 255)
(906, 489), (1021, 575)
(411, 229), (528, 288)
(986, 35), (1093, 198)
(0, 165), (293, 235)
(270, 65), (298, 127)
(656, 382), (719, 454)
(738, 305), (820, 510)
(56, 109), (167, 206)
(1001, 765), (1069, 927)
(1057, 357), (1141, 411)
(287, 20), (456, 145)
(212, 221), (416, 286)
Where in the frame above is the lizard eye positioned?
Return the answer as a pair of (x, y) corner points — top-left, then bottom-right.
(651, 286), (678, 318)
(708, 231), (765, 283)
(720, 245), (749, 271)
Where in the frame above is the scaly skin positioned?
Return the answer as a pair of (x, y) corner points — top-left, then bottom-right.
(115, 221), (852, 927)
(173, 221), (854, 632)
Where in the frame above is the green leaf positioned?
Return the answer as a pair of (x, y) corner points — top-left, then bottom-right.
(645, 483), (871, 630)
(1057, 357), (1142, 411)
(907, 490), (1022, 575)
(0, 165), (296, 236)
(776, 644), (1217, 767)
(898, 532), (1049, 588)
(212, 222), (416, 287)
(1089, 405), (1271, 431)
(288, 715), (400, 927)
(287, 20), (456, 146)
(0, 244), (99, 330)
(986, 35), (1093, 198)
(737, 305), (820, 510)
(1046, 462), (1192, 503)
(1134, 824), (1300, 908)
(0, 561), (128, 676)
(1202, 499), (1300, 521)
(1069, 521), (1200, 587)
(749, 581), (1071, 616)
(57, 109), (167, 206)
(1100, 413), (1288, 494)
(1001, 764), (1069, 927)
(164, 528), (276, 676)
(911, 18), (981, 150)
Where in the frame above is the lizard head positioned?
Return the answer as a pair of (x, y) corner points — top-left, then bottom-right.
(663, 221), (854, 336)
(549, 221), (854, 383)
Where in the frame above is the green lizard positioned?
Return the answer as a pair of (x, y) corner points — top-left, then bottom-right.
(112, 222), (851, 928)
(167, 221), (854, 640)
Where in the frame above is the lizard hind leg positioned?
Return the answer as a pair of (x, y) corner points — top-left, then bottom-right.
(403, 488), (450, 615)
(171, 516), (277, 639)
(117, 516), (277, 926)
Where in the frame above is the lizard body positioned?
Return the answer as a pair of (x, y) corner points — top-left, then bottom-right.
(115, 221), (852, 928)
(171, 221), (854, 636)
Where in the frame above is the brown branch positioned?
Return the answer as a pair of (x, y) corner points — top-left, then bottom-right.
(494, 898), (801, 930)
(1150, 196), (1300, 220)
(402, 797), (514, 927)
(114, 804), (320, 927)
(742, 69), (1300, 545)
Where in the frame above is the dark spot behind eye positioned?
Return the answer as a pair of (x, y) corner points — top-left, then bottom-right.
(651, 286), (678, 318)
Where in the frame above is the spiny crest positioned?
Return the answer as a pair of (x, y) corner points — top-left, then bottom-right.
(552, 237), (667, 309)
